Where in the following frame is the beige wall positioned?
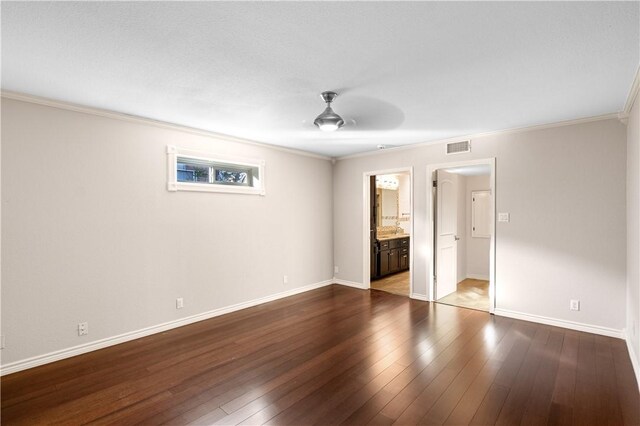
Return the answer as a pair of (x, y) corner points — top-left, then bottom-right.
(1, 98), (334, 366)
(627, 93), (640, 382)
(333, 118), (627, 332)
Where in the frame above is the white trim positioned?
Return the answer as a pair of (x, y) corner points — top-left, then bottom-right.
(494, 308), (623, 339)
(3, 91), (625, 162)
(362, 167), (414, 297)
(410, 293), (429, 301)
(0, 279), (333, 376)
(623, 66), (640, 116)
(624, 329), (640, 391)
(0, 91), (332, 161)
(427, 158), (496, 314)
(333, 279), (367, 290)
(465, 273), (490, 281)
(337, 113), (619, 161)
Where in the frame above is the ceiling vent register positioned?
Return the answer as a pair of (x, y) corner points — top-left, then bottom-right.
(446, 140), (471, 154)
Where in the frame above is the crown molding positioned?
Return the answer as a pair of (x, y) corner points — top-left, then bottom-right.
(336, 112), (620, 161)
(623, 66), (640, 116)
(2, 89), (628, 163)
(1, 91), (332, 161)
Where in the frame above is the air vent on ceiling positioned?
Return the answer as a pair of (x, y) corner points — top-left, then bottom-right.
(446, 140), (471, 155)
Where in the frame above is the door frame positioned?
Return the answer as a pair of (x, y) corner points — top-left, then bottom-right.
(426, 158), (496, 313)
(362, 167), (414, 297)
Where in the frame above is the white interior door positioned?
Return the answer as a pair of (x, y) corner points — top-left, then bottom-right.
(436, 170), (458, 299)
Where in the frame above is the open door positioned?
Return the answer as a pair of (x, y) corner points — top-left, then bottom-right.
(435, 169), (458, 299)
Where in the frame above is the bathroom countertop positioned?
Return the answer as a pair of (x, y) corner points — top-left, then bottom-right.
(376, 233), (410, 241)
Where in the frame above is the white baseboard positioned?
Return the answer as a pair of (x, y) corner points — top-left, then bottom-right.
(624, 329), (640, 391)
(410, 293), (429, 301)
(493, 308), (623, 339)
(333, 278), (367, 290)
(466, 273), (490, 281)
(0, 279), (334, 376)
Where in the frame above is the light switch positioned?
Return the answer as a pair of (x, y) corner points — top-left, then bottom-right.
(498, 213), (510, 223)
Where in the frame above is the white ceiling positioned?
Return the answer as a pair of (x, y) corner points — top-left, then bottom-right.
(2, 2), (639, 158)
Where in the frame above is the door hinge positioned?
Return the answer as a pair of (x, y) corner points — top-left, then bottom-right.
(433, 180), (437, 188)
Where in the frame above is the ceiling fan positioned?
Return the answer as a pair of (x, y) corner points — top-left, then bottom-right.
(313, 91), (344, 132)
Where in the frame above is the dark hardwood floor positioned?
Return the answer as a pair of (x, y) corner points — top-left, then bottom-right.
(2, 285), (638, 425)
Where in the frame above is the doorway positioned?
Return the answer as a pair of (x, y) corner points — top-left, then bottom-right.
(362, 168), (414, 297)
(427, 159), (496, 312)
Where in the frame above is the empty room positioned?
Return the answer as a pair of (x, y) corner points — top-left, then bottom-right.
(2, 2), (640, 425)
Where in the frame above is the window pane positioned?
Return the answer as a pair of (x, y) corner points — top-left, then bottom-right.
(172, 152), (262, 194)
(177, 158), (210, 183)
(215, 169), (248, 185)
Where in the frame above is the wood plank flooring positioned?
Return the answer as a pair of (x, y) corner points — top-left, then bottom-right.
(437, 279), (490, 312)
(371, 271), (410, 297)
(2, 285), (638, 425)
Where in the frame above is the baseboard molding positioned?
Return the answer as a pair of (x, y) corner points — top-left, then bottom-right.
(0, 279), (333, 376)
(624, 329), (640, 391)
(410, 293), (429, 301)
(466, 273), (490, 281)
(333, 278), (367, 290)
(494, 308), (623, 339)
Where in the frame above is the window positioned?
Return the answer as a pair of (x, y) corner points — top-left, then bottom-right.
(167, 145), (265, 195)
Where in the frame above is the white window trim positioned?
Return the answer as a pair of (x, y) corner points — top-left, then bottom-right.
(167, 145), (266, 195)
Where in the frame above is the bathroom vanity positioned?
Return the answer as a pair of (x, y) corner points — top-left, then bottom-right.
(375, 234), (410, 278)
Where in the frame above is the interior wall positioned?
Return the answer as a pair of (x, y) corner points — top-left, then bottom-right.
(627, 92), (640, 381)
(466, 175), (491, 279)
(1, 98), (334, 366)
(333, 118), (627, 333)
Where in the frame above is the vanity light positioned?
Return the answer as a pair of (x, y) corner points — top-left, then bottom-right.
(314, 91), (344, 132)
(376, 175), (399, 190)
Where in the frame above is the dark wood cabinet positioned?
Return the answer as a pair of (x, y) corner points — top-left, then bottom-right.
(375, 237), (410, 278)
(400, 251), (409, 270)
(389, 249), (400, 272)
(379, 247), (390, 275)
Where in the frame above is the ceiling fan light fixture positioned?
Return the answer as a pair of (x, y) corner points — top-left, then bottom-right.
(314, 91), (344, 132)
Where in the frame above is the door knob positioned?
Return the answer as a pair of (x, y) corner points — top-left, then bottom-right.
(454, 235), (460, 241)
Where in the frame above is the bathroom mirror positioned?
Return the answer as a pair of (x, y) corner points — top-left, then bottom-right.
(376, 188), (398, 227)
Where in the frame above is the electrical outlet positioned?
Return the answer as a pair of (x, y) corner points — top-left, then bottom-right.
(283, 275), (288, 285)
(176, 298), (184, 309)
(78, 322), (89, 336)
(334, 266), (339, 274)
(570, 300), (580, 311)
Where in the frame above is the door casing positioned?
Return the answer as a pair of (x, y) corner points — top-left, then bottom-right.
(362, 167), (414, 296)
(426, 158), (496, 313)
